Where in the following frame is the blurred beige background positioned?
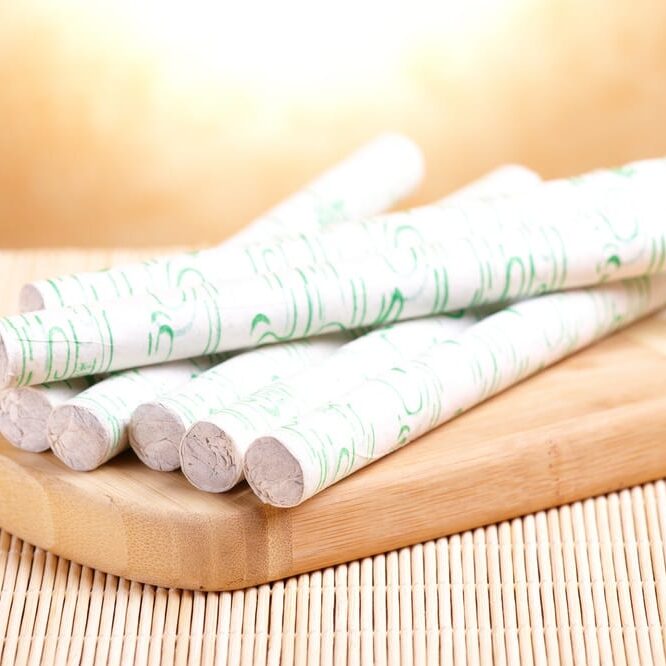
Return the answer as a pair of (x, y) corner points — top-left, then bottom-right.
(1, 0), (665, 247)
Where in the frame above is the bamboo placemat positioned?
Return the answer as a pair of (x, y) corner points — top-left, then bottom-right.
(1, 250), (666, 663)
(1, 481), (666, 664)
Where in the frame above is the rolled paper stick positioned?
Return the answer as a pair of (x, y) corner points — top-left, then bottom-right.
(2, 157), (666, 388)
(245, 275), (666, 507)
(19, 160), (532, 316)
(47, 356), (226, 471)
(231, 164), (542, 277)
(130, 167), (538, 474)
(19, 133), (424, 311)
(0, 377), (95, 452)
(129, 333), (353, 472)
(180, 313), (477, 492)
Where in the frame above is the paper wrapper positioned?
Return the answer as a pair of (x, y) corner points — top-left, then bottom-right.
(21, 163), (540, 314)
(0, 377), (95, 452)
(206, 158), (658, 281)
(47, 356), (224, 471)
(180, 314), (477, 492)
(129, 333), (352, 471)
(132, 166), (538, 473)
(245, 275), (666, 507)
(19, 134), (424, 311)
(169, 165), (541, 282)
(2, 158), (664, 388)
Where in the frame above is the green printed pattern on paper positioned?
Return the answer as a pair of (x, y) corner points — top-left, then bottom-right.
(269, 275), (666, 502)
(25, 159), (646, 310)
(3, 161), (666, 387)
(26, 135), (422, 310)
(155, 334), (353, 427)
(203, 314), (478, 457)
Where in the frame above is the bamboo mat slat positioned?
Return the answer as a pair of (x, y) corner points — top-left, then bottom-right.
(1, 249), (666, 662)
(0, 481), (666, 664)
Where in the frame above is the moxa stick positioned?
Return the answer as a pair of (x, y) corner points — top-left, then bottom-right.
(180, 313), (477, 492)
(245, 275), (666, 507)
(19, 161), (536, 317)
(19, 134), (424, 311)
(47, 356), (225, 471)
(0, 378), (95, 452)
(179, 158), (654, 281)
(19, 136), (421, 460)
(128, 166), (539, 473)
(129, 333), (353, 472)
(176, 165), (541, 282)
(1, 157), (664, 388)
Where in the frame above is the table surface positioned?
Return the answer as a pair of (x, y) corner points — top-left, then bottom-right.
(1, 248), (666, 663)
(2, 480), (666, 664)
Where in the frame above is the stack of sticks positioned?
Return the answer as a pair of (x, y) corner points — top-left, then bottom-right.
(1, 133), (666, 508)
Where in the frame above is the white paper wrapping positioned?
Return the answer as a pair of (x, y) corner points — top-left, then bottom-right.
(24, 164), (539, 317)
(47, 356), (224, 471)
(1, 158), (664, 388)
(130, 165), (539, 474)
(129, 333), (352, 471)
(244, 275), (666, 507)
(0, 377), (95, 452)
(162, 165), (541, 282)
(19, 134), (424, 311)
(180, 314), (477, 492)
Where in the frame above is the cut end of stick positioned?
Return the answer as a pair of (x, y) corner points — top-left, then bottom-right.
(180, 421), (242, 493)
(129, 402), (185, 472)
(244, 436), (304, 508)
(48, 404), (111, 471)
(0, 388), (53, 452)
(18, 283), (46, 313)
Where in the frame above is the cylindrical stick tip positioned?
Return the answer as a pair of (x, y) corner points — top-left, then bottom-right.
(180, 421), (242, 493)
(0, 388), (53, 452)
(129, 402), (184, 472)
(245, 436), (304, 508)
(48, 404), (110, 471)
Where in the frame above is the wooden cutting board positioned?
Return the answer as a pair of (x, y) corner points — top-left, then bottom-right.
(1, 250), (666, 591)
(2, 313), (666, 592)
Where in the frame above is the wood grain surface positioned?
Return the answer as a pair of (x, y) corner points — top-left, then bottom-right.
(1, 249), (666, 590)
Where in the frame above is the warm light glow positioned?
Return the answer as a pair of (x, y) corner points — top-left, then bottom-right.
(3, 0), (664, 248)
(30, 0), (525, 96)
